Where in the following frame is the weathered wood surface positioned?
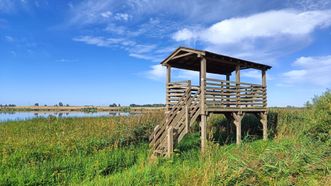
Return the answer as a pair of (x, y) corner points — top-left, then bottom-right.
(153, 47), (271, 157)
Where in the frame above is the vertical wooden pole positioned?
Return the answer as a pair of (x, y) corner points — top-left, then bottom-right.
(235, 65), (240, 108)
(200, 57), (207, 153)
(262, 69), (267, 108)
(226, 73), (230, 107)
(233, 112), (244, 145)
(261, 69), (267, 140)
(167, 126), (173, 157)
(166, 65), (171, 112)
(260, 112), (268, 141)
(236, 120), (241, 144)
(262, 69), (266, 87)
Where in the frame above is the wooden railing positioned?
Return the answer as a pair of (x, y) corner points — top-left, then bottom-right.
(166, 81), (191, 110)
(205, 78), (267, 109)
(151, 83), (192, 154)
(151, 81), (202, 156)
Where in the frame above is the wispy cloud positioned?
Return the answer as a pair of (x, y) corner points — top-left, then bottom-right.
(282, 55), (331, 86)
(241, 70), (262, 79)
(0, 0), (16, 13)
(4, 35), (15, 42)
(55, 59), (78, 63)
(293, 0), (331, 10)
(0, 0), (45, 14)
(73, 35), (172, 62)
(68, 0), (115, 25)
(73, 36), (133, 47)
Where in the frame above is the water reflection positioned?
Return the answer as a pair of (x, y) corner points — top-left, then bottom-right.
(0, 111), (130, 122)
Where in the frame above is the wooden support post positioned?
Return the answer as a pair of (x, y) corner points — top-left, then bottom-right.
(166, 65), (171, 112)
(262, 69), (267, 108)
(200, 57), (207, 153)
(167, 126), (174, 157)
(259, 112), (268, 140)
(226, 74), (230, 107)
(235, 65), (240, 108)
(232, 112), (245, 145)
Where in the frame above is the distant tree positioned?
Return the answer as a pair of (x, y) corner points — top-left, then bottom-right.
(118, 104), (121, 107)
(35, 103), (39, 106)
(44, 104), (47, 106)
(304, 101), (312, 108)
(109, 103), (117, 107)
(59, 102), (64, 107)
(66, 104), (70, 107)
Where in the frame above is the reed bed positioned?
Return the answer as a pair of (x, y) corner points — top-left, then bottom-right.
(0, 91), (330, 185)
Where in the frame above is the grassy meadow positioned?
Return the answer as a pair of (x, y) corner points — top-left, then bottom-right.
(0, 91), (330, 185)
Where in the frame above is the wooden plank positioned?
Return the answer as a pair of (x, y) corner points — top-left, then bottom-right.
(172, 52), (194, 60)
(206, 78), (262, 87)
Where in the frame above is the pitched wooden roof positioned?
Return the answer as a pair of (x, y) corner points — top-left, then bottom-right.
(161, 47), (272, 75)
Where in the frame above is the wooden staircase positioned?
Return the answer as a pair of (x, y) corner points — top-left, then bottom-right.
(150, 81), (201, 156)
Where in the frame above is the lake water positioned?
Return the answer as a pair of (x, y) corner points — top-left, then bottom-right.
(0, 111), (130, 122)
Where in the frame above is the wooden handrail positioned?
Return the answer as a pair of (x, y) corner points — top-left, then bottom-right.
(205, 78), (263, 87)
(204, 78), (267, 109)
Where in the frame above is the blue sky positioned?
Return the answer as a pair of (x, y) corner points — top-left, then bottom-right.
(0, 0), (331, 106)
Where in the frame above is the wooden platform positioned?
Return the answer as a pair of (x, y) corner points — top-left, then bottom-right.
(149, 47), (271, 157)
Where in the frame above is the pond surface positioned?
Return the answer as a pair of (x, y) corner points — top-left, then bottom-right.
(0, 111), (130, 122)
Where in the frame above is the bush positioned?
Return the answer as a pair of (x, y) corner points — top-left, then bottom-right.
(305, 90), (331, 143)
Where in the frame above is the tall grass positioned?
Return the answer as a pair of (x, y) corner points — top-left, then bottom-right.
(0, 113), (162, 185)
(0, 90), (330, 185)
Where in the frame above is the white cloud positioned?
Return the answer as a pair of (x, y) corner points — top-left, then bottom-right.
(68, 0), (115, 25)
(114, 13), (130, 21)
(172, 28), (195, 41)
(282, 55), (331, 86)
(101, 11), (112, 18)
(241, 70), (261, 79)
(73, 35), (169, 62)
(172, 9), (331, 62)
(73, 36), (132, 47)
(146, 65), (166, 80)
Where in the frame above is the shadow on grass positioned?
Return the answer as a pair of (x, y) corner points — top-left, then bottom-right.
(176, 112), (279, 152)
(210, 112), (278, 145)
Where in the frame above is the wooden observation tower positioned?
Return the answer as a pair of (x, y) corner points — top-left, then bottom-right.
(150, 47), (272, 157)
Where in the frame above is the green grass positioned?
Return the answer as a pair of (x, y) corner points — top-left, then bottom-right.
(0, 91), (330, 185)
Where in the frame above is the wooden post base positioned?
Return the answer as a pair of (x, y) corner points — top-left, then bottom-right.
(200, 114), (207, 153)
(258, 112), (268, 141)
(167, 126), (174, 157)
(232, 112), (245, 145)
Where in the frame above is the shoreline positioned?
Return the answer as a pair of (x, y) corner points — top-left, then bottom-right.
(0, 106), (164, 112)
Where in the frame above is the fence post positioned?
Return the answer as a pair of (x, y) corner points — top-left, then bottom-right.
(167, 126), (173, 157)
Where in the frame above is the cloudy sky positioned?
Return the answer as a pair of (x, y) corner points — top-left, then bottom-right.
(1, 0), (331, 106)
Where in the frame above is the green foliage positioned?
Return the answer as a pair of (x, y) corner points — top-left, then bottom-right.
(80, 107), (98, 113)
(305, 90), (331, 143)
